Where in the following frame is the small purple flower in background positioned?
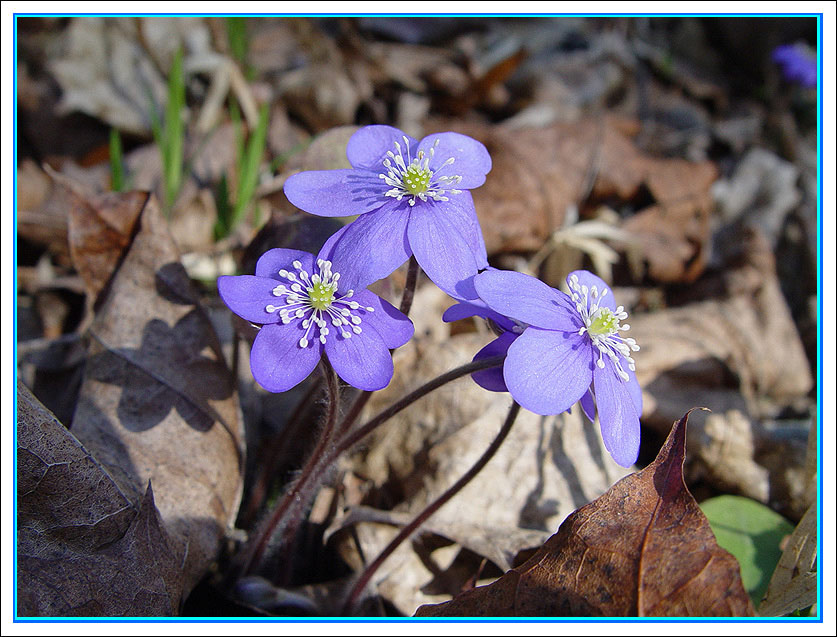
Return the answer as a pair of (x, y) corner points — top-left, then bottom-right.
(284, 125), (492, 299)
(218, 248), (413, 393)
(772, 43), (817, 88)
(474, 269), (642, 467)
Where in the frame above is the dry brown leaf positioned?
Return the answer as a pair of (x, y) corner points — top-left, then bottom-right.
(758, 502), (818, 617)
(622, 158), (718, 283)
(66, 188), (148, 306)
(70, 193), (244, 597)
(415, 411), (755, 617)
(426, 117), (715, 275)
(17, 160), (72, 263)
(17, 382), (182, 616)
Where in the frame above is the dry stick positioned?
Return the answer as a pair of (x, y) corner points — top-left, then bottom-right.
(240, 358), (340, 577)
(341, 400), (522, 614)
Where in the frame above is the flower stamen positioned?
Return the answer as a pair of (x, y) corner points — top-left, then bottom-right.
(379, 136), (463, 206)
(569, 274), (640, 381)
(265, 259), (374, 347)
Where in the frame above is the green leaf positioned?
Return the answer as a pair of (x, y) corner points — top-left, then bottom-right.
(226, 17), (253, 79)
(701, 495), (794, 604)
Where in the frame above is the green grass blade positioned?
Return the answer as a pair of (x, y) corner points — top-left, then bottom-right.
(163, 47), (185, 210)
(230, 101), (270, 232)
(109, 128), (126, 192)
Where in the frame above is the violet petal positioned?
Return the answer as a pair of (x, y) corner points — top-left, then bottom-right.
(503, 327), (593, 415)
(250, 323), (322, 393)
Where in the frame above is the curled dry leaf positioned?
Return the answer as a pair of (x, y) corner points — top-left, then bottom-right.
(66, 187), (148, 307)
(69, 193), (244, 598)
(629, 227), (813, 517)
(17, 382), (182, 616)
(621, 157), (717, 283)
(415, 410), (756, 617)
(758, 502), (818, 617)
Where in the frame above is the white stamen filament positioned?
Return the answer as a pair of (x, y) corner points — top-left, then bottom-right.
(378, 135), (463, 206)
(568, 274), (639, 382)
(264, 258), (375, 348)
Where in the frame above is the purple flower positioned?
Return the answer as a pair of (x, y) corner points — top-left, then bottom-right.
(442, 298), (525, 393)
(284, 125), (492, 299)
(474, 269), (642, 467)
(772, 43), (817, 88)
(218, 248), (414, 392)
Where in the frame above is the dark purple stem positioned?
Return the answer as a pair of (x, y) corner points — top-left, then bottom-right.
(399, 256), (419, 317)
(240, 358), (340, 577)
(341, 400), (522, 614)
(234, 354), (505, 580)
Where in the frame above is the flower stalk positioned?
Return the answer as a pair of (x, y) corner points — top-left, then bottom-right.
(341, 400), (522, 614)
(235, 354), (506, 579)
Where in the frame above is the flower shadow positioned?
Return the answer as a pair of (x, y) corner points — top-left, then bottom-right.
(85, 262), (236, 435)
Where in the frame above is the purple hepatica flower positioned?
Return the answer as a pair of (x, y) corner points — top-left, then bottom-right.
(474, 269), (642, 467)
(442, 298), (525, 393)
(772, 43), (817, 88)
(218, 248), (413, 393)
(284, 125), (491, 300)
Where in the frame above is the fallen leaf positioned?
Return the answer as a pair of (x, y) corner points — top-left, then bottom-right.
(49, 17), (213, 135)
(66, 187), (148, 307)
(426, 116), (716, 276)
(621, 157), (717, 283)
(17, 382), (182, 616)
(70, 193), (245, 597)
(758, 502), (818, 617)
(415, 410), (755, 617)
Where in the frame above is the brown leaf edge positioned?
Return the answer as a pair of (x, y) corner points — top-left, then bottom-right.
(16, 382), (183, 616)
(415, 409), (755, 618)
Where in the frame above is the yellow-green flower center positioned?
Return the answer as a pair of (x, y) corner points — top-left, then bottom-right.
(587, 308), (619, 337)
(309, 281), (335, 311)
(403, 165), (432, 195)
(379, 135), (463, 206)
(265, 259), (377, 348)
(568, 273), (640, 382)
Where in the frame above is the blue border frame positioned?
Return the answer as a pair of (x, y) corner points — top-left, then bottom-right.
(11, 11), (825, 624)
